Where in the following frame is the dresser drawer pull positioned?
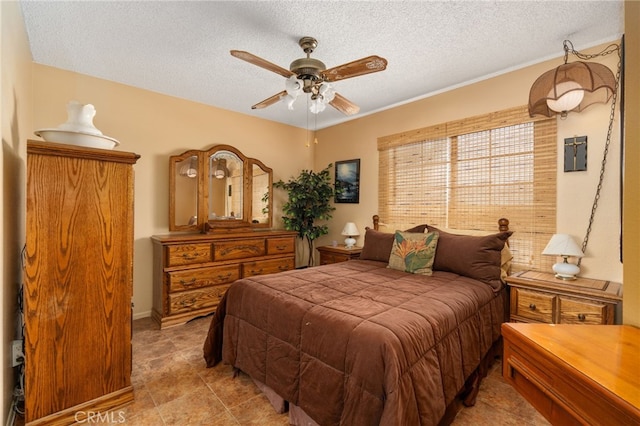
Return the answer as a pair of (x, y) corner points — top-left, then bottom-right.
(577, 313), (586, 321)
(181, 253), (199, 260)
(179, 278), (197, 287)
(250, 268), (263, 275)
(180, 299), (196, 307)
(278, 265), (289, 271)
(529, 303), (536, 311)
(215, 273), (232, 282)
(275, 244), (288, 251)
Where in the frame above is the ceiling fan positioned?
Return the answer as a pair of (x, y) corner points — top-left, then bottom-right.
(230, 36), (387, 116)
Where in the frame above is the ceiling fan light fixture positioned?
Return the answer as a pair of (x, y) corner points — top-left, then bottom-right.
(285, 76), (302, 97)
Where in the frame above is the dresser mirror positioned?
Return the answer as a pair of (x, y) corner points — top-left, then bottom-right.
(169, 145), (273, 232)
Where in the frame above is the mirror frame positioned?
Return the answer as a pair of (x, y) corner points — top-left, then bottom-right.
(169, 144), (273, 232)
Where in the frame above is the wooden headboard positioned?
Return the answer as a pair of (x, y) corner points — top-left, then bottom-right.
(372, 215), (510, 232)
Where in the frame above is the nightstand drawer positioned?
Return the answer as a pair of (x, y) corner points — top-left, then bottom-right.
(320, 252), (352, 264)
(168, 265), (240, 293)
(559, 297), (608, 324)
(512, 288), (556, 323)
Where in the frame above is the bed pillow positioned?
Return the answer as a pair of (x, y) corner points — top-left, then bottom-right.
(359, 228), (395, 262)
(426, 225), (512, 290)
(388, 231), (439, 275)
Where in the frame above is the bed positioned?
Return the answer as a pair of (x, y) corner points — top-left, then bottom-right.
(204, 217), (512, 425)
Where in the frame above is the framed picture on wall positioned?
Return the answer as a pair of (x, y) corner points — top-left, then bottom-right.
(335, 159), (360, 203)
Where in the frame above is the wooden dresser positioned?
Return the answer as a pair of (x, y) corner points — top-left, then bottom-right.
(151, 230), (297, 328)
(502, 323), (640, 425)
(505, 270), (622, 324)
(24, 141), (139, 425)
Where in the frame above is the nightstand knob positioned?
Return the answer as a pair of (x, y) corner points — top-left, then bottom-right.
(578, 313), (586, 321)
(529, 303), (536, 311)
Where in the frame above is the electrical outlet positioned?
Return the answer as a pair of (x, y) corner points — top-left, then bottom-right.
(11, 340), (24, 367)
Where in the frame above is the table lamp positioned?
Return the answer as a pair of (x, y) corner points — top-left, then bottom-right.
(542, 234), (584, 280)
(341, 222), (360, 249)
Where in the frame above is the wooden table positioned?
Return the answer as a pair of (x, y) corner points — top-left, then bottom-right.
(502, 323), (640, 425)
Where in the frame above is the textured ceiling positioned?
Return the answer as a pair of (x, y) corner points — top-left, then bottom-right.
(20, 1), (623, 130)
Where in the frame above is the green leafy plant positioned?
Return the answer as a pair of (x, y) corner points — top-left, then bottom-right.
(273, 164), (341, 267)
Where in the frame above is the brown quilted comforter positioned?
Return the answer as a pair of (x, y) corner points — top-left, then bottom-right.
(204, 259), (505, 425)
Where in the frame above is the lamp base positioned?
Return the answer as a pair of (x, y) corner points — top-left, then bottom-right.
(344, 237), (356, 249)
(552, 261), (580, 281)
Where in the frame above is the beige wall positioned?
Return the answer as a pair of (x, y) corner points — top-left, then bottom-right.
(31, 64), (313, 319)
(315, 43), (624, 287)
(623, 1), (640, 326)
(1, 1), (32, 421)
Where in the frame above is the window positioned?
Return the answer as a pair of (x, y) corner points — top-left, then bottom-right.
(378, 106), (556, 272)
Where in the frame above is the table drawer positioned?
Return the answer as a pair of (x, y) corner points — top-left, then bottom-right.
(267, 237), (295, 255)
(513, 288), (556, 323)
(213, 239), (265, 261)
(167, 264), (240, 293)
(243, 258), (294, 277)
(559, 297), (607, 324)
(168, 285), (229, 315)
(166, 243), (212, 267)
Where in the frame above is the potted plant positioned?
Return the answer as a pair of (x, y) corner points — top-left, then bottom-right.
(273, 164), (341, 267)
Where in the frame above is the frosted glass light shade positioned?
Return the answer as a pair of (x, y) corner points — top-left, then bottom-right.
(546, 81), (585, 115)
(341, 222), (360, 248)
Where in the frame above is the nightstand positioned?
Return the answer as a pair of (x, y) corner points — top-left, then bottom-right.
(505, 270), (622, 324)
(317, 245), (362, 265)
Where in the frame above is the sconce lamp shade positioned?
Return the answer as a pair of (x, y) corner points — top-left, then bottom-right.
(528, 61), (616, 117)
(542, 234), (584, 280)
(341, 222), (360, 249)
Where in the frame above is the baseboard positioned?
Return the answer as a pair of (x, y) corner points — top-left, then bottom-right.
(132, 310), (151, 320)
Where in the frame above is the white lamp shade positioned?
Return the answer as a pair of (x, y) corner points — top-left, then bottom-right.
(542, 234), (583, 257)
(341, 222), (360, 248)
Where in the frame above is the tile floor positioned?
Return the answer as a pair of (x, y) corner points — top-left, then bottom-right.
(17, 315), (550, 425)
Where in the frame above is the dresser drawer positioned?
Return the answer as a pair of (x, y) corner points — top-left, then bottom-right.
(512, 288), (556, 323)
(166, 243), (212, 267)
(320, 252), (352, 264)
(243, 258), (295, 277)
(213, 239), (265, 261)
(167, 264), (240, 293)
(559, 297), (607, 324)
(267, 237), (295, 255)
(168, 285), (230, 315)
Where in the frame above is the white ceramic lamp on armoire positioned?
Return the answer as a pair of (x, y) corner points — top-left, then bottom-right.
(341, 222), (360, 249)
(542, 234), (584, 280)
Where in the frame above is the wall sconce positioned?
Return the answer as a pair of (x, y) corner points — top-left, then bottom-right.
(542, 234), (584, 280)
(528, 40), (618, 118)
(341, 222), (360, 249)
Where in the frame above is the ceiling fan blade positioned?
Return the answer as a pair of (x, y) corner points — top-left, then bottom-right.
(251, 90), (287, 110)
(230, 50), (295, 78)
(329, 93), (360, 115)
(322, 55), (388, 82)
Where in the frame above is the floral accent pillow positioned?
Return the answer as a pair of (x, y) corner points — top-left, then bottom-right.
(388, 231), (439, 275)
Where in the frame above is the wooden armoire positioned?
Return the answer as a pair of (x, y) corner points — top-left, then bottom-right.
(24, 140), (140, 425)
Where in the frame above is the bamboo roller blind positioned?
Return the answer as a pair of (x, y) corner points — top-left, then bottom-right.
(378, 106), (557, 272)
